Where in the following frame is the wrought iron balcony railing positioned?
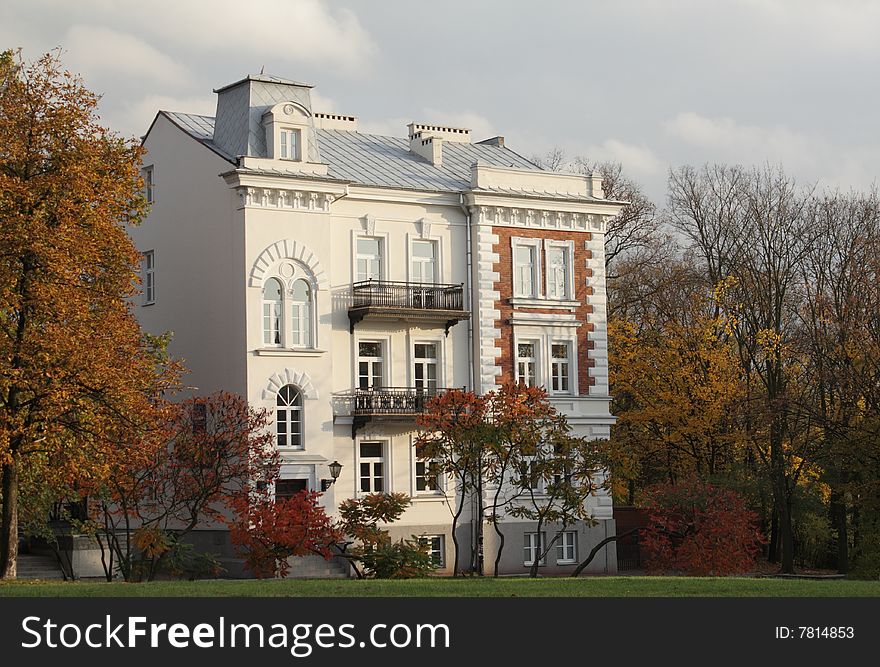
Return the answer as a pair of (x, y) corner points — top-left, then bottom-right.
(340, 386), (461, 437)
(348, 280), (469, 334)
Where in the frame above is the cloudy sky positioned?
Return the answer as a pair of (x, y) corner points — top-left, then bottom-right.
(2, 0), (878, 201)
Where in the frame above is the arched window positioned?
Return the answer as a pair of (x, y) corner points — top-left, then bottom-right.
(262, 278), (283, 346)
(291, 279), (312, 348)
(276, 385), (303, 449)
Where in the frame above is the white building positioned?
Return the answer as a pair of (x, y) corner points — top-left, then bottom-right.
(134, 74), (625, 576)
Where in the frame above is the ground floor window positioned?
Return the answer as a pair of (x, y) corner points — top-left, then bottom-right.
(275, 478), (308, 501)
(419, 535), (445, 567)
(359, 441), (385, 493)
(556, 531), (577, 564)
(523, 531), (546, 566)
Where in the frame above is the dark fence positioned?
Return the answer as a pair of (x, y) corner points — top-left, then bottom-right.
(350, 387), (456, 415)
(614, 506), (649, 571)
(351, 280), (465, 311)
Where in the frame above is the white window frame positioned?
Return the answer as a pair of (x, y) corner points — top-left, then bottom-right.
(256, 262), (319, 351)
(520, 456), (546, 494)
(279, 127), (301, 161)
(550, 340), (572, 395)
(357, 440), (387, 495)
(355, 235), (385, 282)
(412, 340), (441, 392)
(511, 237), (543, 298)
(419, 535), (445, 567)
(516, 339), (539, 387)
(275, 384), (304, 451)
(142, 166), (154, 204)
(414, 457), (444, 495)
(356, 340), (385, 390)
(556, 531), (578, 565)
(409, 238), (439, 284)
(143, 250), (155, 305)
(290, 279), (312, 348)
(524, 532), (547, 567)
(544, 239), (575, 301)
(262, 278), (284, 347)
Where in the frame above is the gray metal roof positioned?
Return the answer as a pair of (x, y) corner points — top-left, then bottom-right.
(162, 111), (545, 194)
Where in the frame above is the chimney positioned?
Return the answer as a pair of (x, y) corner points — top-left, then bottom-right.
(407, 122), (471, 167)
(590, 170), (605, 199)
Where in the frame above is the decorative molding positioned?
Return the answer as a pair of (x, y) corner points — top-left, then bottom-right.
(362, 214), (377, 236)
(250, 239), (329, 289)
(262, 368), (319, 401)
(471, 205), (606, 232)
(237, 186), (334, 213)
(417, 217), (432, 239)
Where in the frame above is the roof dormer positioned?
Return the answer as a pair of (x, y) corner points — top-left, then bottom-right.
(263, 102), (312, 162)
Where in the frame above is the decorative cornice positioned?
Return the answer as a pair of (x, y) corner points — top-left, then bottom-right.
(470, 204), (608, 232)
(237, 186), (336, 212)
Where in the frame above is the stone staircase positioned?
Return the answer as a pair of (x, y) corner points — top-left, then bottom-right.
(15, 553), (66, 580)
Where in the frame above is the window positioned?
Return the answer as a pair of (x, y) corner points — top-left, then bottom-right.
(551, 342), (571, 394)
(556, 531), (578, 564)
(524, 532), (546, 566)
(276, 385), (303, 449)
(359, 442), (384, 493)
(356, 237), (383, 281)
(358, 341), (384, 389)
(142, 166), (154, 204)
(411, 240), (437, 283)
(279, 128), (301, 160)
(262, 278), (283, 346)
(275, 478), (308, 501)
(513, 244), (538, 297)
(413, 343), (438, 392)
(546, 245), (570, 299)
(143, 250), (155, 304)
(290, 279), (312, 348)
(415, 459), (442, 493)
(517, 342), (537, 387)
(520, 457), (544, 493)
(419, 535), (445, 567)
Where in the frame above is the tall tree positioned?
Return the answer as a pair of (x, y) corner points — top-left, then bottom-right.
(0, 50), (178, 578)
(667, 164), (818, 573)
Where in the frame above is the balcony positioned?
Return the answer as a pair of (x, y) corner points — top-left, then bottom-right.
(339, 386), (459, 437)
(348, 280), (469, 334)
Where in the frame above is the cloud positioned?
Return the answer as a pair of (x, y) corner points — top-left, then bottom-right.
(584, 139), (665, 179)
(114, 94), (216, 138)
(663, 111), (818, 168)
(63, 25), (192, 87)
(309, 90), (338, 113)
(141, 0), (376, 74)
(663, 110), (880, 195)
(419, 109), (496, 141)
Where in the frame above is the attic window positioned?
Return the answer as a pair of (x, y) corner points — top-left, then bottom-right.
(280, 128), (301, 161)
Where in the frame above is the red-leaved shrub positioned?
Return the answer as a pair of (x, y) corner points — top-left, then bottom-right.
(641, 480), (764, 576)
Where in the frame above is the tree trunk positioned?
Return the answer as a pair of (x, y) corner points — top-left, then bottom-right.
(0, 457), (20, 579)
(768, 509), (779, 563)
(830, 486), (848, 573)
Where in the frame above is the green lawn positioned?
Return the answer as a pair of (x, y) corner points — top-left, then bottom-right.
(1, 576), (878, 597)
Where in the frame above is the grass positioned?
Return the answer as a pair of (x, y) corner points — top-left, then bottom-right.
(1, 576), (879, 597)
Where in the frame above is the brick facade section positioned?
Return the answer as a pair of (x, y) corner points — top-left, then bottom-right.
(492, 226), (596, 394)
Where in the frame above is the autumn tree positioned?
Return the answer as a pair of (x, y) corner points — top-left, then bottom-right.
(230, 489), (338, 579)
(608, 286), (747, 499)
(667, 164), (818, 573)
(0, 50), (180, 578)
(335, 493), (434, 579)
(415, 390), (489, 575)
(641, 480), (764, 575)
(95, 392), (273, 581)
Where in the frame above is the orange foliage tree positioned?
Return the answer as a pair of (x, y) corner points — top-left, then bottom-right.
(0, 50), (180, 578)
(97, 392), (275, 581)
(641, 479), (764, 575)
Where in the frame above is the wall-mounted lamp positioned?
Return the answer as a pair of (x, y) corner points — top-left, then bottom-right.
(321, 460), (343, 491)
